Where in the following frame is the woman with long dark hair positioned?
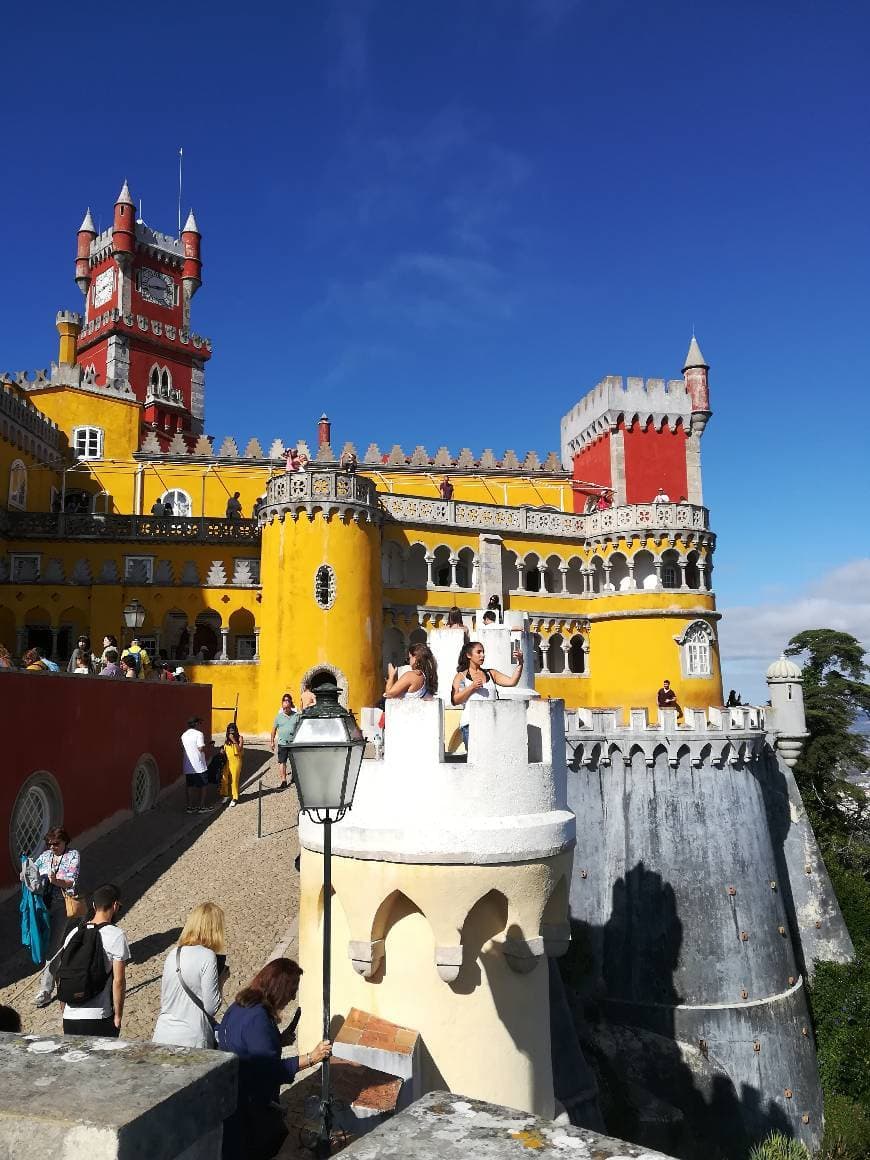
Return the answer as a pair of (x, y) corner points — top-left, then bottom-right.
(384, 642), (438, 700)
(451, 640), (523, 751)
(223, 722), (244, 807)
(218, 958), (330, 1159)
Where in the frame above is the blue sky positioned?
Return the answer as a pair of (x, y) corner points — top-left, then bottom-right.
(2, 1), (868, 698)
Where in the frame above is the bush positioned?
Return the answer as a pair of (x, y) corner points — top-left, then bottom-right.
(817, 1094), (870, 1159)
(748, 1131), (810, 1160)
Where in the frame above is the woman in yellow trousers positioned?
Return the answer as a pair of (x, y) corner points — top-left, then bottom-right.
(223, 723), (244, 807)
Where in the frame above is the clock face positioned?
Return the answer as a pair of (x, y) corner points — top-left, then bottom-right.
(138, 267), (175, 308)
(93, 268), (114, 308)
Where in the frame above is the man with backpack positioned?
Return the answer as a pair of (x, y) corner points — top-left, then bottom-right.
(57, 883), (130, 1038)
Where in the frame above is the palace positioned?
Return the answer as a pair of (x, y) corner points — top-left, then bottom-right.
(1, 181), (720, 733)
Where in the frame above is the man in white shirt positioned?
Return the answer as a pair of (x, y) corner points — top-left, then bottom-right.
(182, 716), (212, 813)
(654, 487), (670, 503)
(60, 883), (130, 1038)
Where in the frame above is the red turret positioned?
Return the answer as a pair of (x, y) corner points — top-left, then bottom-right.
(111, 180), (136, 264)
(181, 209), (202, 293)
(75, 208), (96, 295)
(683, 336), (711, 432)
(318, 413), (331, 447)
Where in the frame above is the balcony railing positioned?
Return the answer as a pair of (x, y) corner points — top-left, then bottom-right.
(2, 512), (260, 544)
(380, 494), (709, 542)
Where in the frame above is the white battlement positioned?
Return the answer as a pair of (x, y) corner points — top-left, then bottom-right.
(565, 704), (768, 770)
(560, 374), (694, 467)
(300, 696), (575, 865)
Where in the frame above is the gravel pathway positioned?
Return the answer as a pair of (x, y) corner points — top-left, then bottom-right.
(0, 742), (302, 1041)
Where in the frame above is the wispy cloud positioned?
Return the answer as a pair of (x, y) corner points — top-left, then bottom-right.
(327, 0), (375, 92)
(718, 558), (870, 700)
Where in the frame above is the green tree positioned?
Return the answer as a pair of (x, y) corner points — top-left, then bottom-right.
(784, 629), (869, 817)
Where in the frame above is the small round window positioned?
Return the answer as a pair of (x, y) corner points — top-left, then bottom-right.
(314, 565), (336, 610)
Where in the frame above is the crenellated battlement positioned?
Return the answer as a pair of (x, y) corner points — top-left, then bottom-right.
(560, 374), (695, 466)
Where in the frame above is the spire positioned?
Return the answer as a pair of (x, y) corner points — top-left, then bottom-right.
(182, 209), (200, 234)
(115, 179), (135, 207)
(683, 335), (708, 371)
(79, 208), (96, 233)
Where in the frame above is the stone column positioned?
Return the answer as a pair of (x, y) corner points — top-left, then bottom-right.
(449, 555), (459, 590)
(253, 627), (261, 661)
(49, 627), (60, 661)
(603, 564), (612, 592)
(219, 627), (230, 660)
(16, 626), (27, 657)
(471, 555), (479, 592)
(425, 553), (436, 589)
(558, 565), (568, 594)
(678, 558), (688, 590)
(625, 561), (636, 590)
(477, 533), (504, 609)
(538, 563), (547, 593)
(540, 641), (551, 675)
(685, 423), (705, 506)
(609, 427), (627, 507)
(561, 640), (571, 673)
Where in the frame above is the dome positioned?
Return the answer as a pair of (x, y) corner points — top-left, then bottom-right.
(766, 654), (803, 680)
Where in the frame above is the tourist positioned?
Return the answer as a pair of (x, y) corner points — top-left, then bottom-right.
(152, 902), (228, 1049)
(341, 449), (358, 473)
(726, 689), (743, 708)
(67, 635), (94, 674)
(596, 490), (613, 511)
(300, 683), (316, 710)
(58, 883), (129, 1038)
(384, 643), (438, 700)
(100, 649), (120, 678)
(32, 827), (81, 1009)
(285, 447), (301, 472)
(0, 1006), (21, 1032)
(217, 958), (331, 1160)
(270, 694), (298, 791)
(439, 475), (454, 500)
(224, 722), (244, 807)
(252, 495), (264, 520)
(226, 492), (243, 520)
(174, 666), (188, 683)
(119, 655), (137, 679)
(97, 634), (119, 671)
(445, 607), (467, 636)
(163, 499), (174, 516)
(123, 636), (151, 679)
(150, 499), (165, 516)
(657, 679), (683, 720)
(0, 644), (14, 670)
(482, 610), (497, 625)
(182, 716), (213, 814)
(71, 649), (93, 675)
(487, 594), (502, 622)
(23, 647), (58, 673)
(654, 487), (670, 503)
(452, 641), (524, 752)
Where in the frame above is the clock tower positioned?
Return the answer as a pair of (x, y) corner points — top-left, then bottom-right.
(72, 180), (211, 446)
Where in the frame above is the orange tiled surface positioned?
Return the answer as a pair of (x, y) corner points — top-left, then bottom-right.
(329, 1058), (404, 1113)
(336, 1008), (419, 1056)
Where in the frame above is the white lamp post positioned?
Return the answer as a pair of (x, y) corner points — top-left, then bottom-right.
(286, 677), (365, 1157)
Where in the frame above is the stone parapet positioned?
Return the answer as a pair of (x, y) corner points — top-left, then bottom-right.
(300, 697), (575, 865)
(0, 1031), (236, 1158)
(381, 493), (709, 542)
(0, 380), (63, 460)
(264, 469), (379, 523)
(1, 511), (260, 544)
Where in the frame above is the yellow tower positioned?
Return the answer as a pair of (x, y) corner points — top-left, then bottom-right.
(257, 468), (383, 723)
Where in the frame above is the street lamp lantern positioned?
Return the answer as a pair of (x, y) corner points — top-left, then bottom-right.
(289, 676), (366, 1157)
(288, 683), (365, 819)
(122, 599), (147, 631)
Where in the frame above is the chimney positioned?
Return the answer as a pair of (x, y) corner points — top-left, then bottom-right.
(318, 413), (331, 447)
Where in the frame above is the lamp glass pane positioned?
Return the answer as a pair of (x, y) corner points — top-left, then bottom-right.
(294, 717), (349, 745)
(291, 745), (350, 810)
(342, 742), (365, 807)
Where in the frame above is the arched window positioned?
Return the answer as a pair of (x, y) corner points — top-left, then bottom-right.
(568, 635), (587, 674)
(314, 564), (336, 610)
(161, 489), (192, 517)
(73, 426), (103, 460)
(675, 620), (714, 678)
(8, 460), (27, 509)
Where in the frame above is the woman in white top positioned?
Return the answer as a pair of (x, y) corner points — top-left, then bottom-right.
(451, 640), (524, 752)
(153, 902), (227, 1049)
(384, 644), (438, 701)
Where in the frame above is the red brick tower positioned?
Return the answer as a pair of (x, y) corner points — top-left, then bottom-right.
(71, 181), (211, 446)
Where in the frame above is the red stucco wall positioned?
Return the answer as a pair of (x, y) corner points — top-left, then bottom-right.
(571, 433), (611, 513)
(1, 671), (211, 887)
(622, 420), (688, 504)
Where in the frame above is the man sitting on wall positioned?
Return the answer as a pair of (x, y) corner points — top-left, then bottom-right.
(657, 679), (683, 721)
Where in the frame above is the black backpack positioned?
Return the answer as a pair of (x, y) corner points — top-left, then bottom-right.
(56, 922), (111, 1006)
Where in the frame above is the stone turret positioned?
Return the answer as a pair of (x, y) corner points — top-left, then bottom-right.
(765, 654), (808, 768)
(682, 334), (710, 431)
(111, 180), (136, 266)
(297, 695), (577, 1120)
(75, 208), (96, 294)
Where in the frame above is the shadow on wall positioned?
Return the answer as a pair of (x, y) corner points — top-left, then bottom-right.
(562, 863), (793, 1160)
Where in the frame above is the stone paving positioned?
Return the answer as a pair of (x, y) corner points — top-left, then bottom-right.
(0, 742), (302, 1041)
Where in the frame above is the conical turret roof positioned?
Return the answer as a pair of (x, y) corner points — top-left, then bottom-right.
(115, 180), (135, 207)
(683, 335), (708, 370)
(182, 209), (200, 234)
(79, 208), (96, 233)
